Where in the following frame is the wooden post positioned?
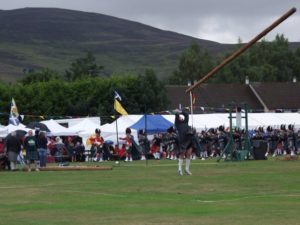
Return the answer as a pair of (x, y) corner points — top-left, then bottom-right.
(186, 7), (297, 93)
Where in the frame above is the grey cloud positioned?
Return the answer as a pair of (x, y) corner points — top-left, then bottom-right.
(1, 0), (299, 43)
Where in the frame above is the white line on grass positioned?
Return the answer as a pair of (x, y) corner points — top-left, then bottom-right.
(120, 161), (218, 167)
(195, 193), (300, 203)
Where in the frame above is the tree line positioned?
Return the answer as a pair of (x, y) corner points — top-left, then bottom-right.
(0, 34), (299, 124)
(0, 63), (168, 124)
(169, 34), (300, 84)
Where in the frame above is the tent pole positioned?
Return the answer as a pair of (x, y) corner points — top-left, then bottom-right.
(145, 112), (148, 166)
(115, 115), (119, 149)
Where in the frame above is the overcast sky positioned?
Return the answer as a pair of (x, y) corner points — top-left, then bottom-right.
(1, 0), (299, 43)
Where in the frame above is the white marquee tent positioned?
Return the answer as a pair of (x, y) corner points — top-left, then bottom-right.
(41, 119), (77, 136)
(99, 115), (143, 145)
(68, 118), (101, 136)
(0, 124), (30, 138)
(163, 112), (300, 131)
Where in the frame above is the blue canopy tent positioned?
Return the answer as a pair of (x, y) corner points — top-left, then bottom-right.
(130, 114), (173, 134)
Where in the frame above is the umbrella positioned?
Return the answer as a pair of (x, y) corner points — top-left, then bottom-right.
(26, 122), (50, 132)
(104, 140), (114, 145)
(6, 129), (27, 139)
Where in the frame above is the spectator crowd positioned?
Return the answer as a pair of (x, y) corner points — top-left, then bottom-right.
(0, 124), (299, 171)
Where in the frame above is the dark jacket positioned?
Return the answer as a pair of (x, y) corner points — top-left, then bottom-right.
(37, 136), (48, 149)
(175, 111), (190, 142)
(6, 135), (21, 154)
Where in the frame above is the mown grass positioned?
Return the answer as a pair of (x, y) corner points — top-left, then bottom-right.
(0, 158), (299, 225)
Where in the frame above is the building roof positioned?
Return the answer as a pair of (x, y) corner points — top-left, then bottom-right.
(165, 82), (300, 113)
(251, 82), (300, 111)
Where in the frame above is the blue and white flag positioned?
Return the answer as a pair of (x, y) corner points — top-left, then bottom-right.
(9, 98), (20, 126)
(114, 91), (122, 101)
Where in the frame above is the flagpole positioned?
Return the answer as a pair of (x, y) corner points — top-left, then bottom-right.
(115, 114), (119, 147)
(113, 91), (128, 162)
(145, 112), (148, 166)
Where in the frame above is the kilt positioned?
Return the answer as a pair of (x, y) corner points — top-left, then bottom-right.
(8, 151), (18, 162)
(125, 146), (132, 154)
(176, 134), (193, 154)
(26, 150), (39, 161)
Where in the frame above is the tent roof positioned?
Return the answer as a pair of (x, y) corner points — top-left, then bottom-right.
(100, 115), (142, 134)
(41, 119), (77, 136)
(68, 118), (100, 134)
(99, 115), (141, 140)
(130, 115), (173, 134)
(0, 124), (30, 138)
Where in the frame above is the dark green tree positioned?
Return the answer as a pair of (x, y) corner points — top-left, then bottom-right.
(214, 34), (297, 83)
(18, 68), (61, 85)
(65, 52), (104, 81)
(169, 42), (214, 85)
(135, 69), (169, 114)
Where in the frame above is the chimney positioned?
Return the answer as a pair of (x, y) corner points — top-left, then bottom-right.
(245, 76), (249, 85)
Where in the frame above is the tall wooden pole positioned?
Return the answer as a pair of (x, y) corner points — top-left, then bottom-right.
(186, 7), (297, 93)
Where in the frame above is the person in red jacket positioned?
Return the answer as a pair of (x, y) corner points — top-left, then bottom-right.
(119, 128), (133, 162)
(87, 129), (104, 162)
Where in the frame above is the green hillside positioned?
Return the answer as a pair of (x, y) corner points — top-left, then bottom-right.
(0, 8), (299, 83)
(0, 7), (230, 82)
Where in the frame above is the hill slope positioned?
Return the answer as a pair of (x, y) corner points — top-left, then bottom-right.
(0, 8), (299, 82)
(0, 8), (231, 82)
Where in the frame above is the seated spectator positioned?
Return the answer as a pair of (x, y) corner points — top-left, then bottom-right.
(0, 137), (5, 155)
(73, 141), (85, 162)
(117, 144), (126, 160)
(54, 137), (68, 162)
(47, 137), (56, 156)
(0, 137), (8, 170)
(150, 134), (162, 160)
(110, 144), (121, 161)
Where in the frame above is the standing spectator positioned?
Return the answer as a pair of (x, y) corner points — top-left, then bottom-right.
(165, 126), (178, 160)
(6, 131), (22, 171)
(65, 136), (75, 161)
(37, 131), (48, 167)
(174, 110), (194, 176)
(24, 130), (39, 172)
(119, 128), (133, 162)
(138, 129), (149, 160)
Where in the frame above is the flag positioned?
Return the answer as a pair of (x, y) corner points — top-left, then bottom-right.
(114, 91), (122, 101)
(114, 99), (128, 115)
(113, 91), (128, 115)
(9, 98), (20, 126)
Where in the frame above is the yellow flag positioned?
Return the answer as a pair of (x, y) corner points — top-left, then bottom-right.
(114, 99), (128, 115)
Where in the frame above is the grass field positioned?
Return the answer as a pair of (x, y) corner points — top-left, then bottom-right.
(0, 158), (299, 225)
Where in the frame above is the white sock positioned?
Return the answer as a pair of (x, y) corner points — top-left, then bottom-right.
(178, 158), (183, 172)
(10, 161), (16, 170)
(185, 159), (191, 172)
